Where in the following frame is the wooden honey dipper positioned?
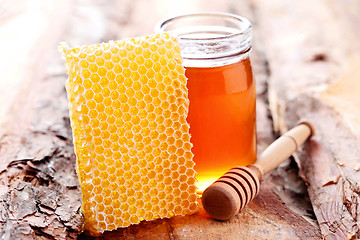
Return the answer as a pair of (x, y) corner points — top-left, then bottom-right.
(201, 121), (315, 221)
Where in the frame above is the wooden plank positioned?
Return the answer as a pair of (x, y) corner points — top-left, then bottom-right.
(253, 0), (360, 238)
(0, 0), (114, 238)
(0, 1), (84, 239)
(0, 0), (70, 138)
(0, 0), (321, 239)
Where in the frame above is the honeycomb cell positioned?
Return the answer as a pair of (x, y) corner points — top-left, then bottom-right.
(90, 73), (101, 84)
(181, 200), (190, 209)
(151, 198), (160, 207)
(96, 204), (105, 213)
(107, 223), (116, 231)
(158, 192), (166, 200)
(111, 54), (120, 63)
(105, 61), (114, 70)
(60, 33), (199, 236)
(171, 171), (180, 180)
(125, 188), (135, 198)
(113, 203), (121, 212)
(130, 62), (138, 71)
(96, 57), (105, 66)
(135, 54), (145, 64)
(104, 197), (112, 206)
(98, 222), (106, 231)
(97, 213), (105, 222)
(130, 215), (139, 224)
(114, 218), (123, 226)
(121, 211), (130, 221)
(99, 171), (108, 180)
(109, 81), (118, 91)
(104, 206), (114, 215)
(102, 88), (111, 98)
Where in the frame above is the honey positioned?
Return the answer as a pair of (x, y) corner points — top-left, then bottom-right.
(186, 59), (256, 191)
(157, 13), (256, 191)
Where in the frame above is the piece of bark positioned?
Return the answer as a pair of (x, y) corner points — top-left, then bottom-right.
(246, 0), (319, 228)
(0, 1), (100, 239)
(253, 0), (360, 238)
(0, 0), (321, 239)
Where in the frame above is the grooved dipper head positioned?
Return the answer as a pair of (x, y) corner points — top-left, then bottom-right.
(201, 166), (260, 220)
(202, 182), (241, 220)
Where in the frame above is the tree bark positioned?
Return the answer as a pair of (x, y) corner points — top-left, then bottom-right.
(253, 0), (360, 238)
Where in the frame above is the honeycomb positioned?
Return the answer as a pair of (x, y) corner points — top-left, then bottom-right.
(60, 33), (199, 236)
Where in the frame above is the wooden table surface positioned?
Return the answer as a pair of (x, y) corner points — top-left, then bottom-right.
(1, 0), (359, 239)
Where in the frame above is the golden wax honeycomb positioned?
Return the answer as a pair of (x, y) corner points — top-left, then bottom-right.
(60, 33), (199, 236)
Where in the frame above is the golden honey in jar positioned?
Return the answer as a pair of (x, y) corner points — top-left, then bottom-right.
(156, 13), (256, 191)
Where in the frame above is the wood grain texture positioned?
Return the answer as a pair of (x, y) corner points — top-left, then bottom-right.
(0, 0), (323, 239)
(0, 1), (83, 239)
(253, 0), (360, 238)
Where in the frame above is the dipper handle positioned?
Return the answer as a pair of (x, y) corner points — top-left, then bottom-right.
(201, 121), (314, 221)
(253, 121), (315, 176)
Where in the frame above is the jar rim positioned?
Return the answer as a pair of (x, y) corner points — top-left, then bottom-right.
(155, 12), (252, 41)
(155, 12), (252, 67)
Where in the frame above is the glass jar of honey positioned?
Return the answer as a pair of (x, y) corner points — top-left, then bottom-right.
(156, 13), (256, 192)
